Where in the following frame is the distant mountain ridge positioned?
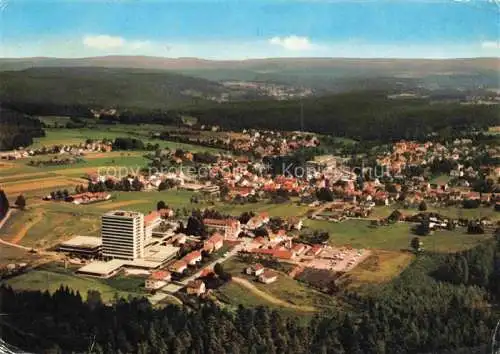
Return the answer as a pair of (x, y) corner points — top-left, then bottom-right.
(1, 56), (497, 94)
(0, 56), (497, 73)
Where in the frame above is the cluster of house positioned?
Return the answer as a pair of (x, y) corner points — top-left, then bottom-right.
(66, 192), (111, 205)
(247, 237), (322, 262)
(27, 156), (83, 167)
(0, 141), (112, 160)
(229, 130), (320, 157)
(377, 140), (499, 180)
(245, 263), (278, 284)
(221, 81), (313, 100)
(168, 233), (225, 276)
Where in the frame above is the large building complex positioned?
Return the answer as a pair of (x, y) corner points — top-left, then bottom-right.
(101, 210), (145, 260)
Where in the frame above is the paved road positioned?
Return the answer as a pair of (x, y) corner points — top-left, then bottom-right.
(177, 238), (252, 287)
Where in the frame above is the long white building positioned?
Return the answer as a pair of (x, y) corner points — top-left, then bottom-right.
(101, 210), (144, 260)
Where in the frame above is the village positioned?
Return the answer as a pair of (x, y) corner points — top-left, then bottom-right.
(0, 125), (499, 307)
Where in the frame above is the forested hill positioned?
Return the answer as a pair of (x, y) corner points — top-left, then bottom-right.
(0, 57), (497, 91)
(0, 67), (228, 112)
(0, 108), (45, 150)
(186, 92), (500, 141)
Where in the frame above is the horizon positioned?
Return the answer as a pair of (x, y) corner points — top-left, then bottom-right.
(1, 0), (499, 60)
(1, 55), (499, 61)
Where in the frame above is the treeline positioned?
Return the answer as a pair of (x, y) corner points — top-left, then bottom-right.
(0, 189), (9, 220)
(0, 257), (495, 354)
(185, 92), (500, 141)
(112, 137), (145, 150)
(0, 107), (45, 150)
(433, 236), (500, 298)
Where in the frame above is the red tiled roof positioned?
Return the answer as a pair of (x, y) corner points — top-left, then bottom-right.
(183, 250), (202, 263)
(251, 248), (294, 260)
(292, 243), (306, 252)
(187, 279), (204, 289)
(207, 233), (224, 245)
(204, 218), (239, 227)
(170, 260), (187, 271)
(144, 211), (160, 226)
(260, 269), (277, 279)
(150, 270), (171, 280)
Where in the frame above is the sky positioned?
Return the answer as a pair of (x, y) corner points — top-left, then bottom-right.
(0, 0), (499, 59)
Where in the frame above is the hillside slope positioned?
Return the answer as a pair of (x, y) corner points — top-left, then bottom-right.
(0, 67), (227, 111)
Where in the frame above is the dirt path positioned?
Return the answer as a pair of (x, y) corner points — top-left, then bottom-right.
(96, 200), (147, 209)
(10, 210), (44, 244)
(232, 277), (316, 312)
(0, 209), (33, 251)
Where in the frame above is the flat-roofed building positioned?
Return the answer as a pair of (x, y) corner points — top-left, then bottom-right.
(101, 210), (144, 260)
(144, 211), (162, 245)
(58, 236), (102, 257)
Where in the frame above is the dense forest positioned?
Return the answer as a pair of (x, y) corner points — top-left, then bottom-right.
(0, 67), (227, 112)
(2, 236), (500, 354)
(0, 189), (9, 220)
(0, 107), (45, 150)
(4, 91), (499, 143)
(186, 92), (500, 141)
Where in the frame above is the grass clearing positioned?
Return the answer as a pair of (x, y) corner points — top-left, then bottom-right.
(0, 243), (40, 266)
(217, 258), (337, 312)
(216, 200), (310, 218)
(430, 174), (451, 185)
(0, 208), (100, 248)
(2, 264), (144, 302)
(371, 205), (498, 221)
(341, 250), (415, 287)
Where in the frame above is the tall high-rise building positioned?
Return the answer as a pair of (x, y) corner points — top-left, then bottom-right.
(101, 210), (144, 260)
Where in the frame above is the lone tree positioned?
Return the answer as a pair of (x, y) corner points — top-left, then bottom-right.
(411, 236), (422, 253)
(418, 200), (428, 211)
(387, 209), (403, 223)
(0, 188), (9, 219)
(214, 262), (232, 282)
(15, 194), (26, 210)
(157, 200), (167, 211)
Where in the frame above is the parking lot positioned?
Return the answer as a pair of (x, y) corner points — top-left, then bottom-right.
(306, 247), (371, 272)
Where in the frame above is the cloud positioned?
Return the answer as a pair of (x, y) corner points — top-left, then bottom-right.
(82, 35), (152, 52)
(269, 35), (313, 51)
(481, 40), (500, 49)
(83, 35), (125, 49)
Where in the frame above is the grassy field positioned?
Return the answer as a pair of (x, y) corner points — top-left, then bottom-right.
(370, 204), (499, 221)
(2, 264), (146, 302)
(304, 219), (492, 253)
(0, 208), (100, 248)
(430, 174), (451, 185)
(216, 200), (311, 218)
(340, 250), (415, 287)
(0, 243), (40, 266)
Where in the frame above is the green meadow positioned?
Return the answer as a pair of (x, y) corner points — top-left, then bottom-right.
(304, 219), (493, 253)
